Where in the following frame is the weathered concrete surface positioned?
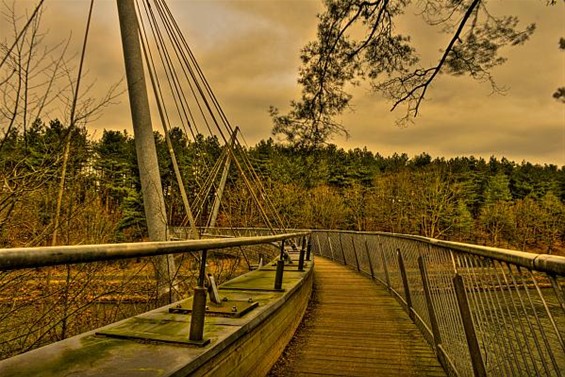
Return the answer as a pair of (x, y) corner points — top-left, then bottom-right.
(0, 253), (313, 377)
(271, 257), (446, 377)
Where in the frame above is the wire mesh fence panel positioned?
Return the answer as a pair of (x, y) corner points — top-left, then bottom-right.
(397, 239), (431, 338)
(327, 232), (344, 264)
(495, 262), (562, 376)
(364, 234), (386, 284)
(353, 234), (370, 276)
(310, 230), (564, 377)
(425, 246), (473, 377)
(379, 235), (405, 304)
(339, 232), (356, 270)
(313, 232), (328, 259)
(0, 239), (282, 361)
(0, 258), (162, 360)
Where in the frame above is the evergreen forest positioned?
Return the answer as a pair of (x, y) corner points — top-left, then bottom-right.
(1, 120), (564, 256)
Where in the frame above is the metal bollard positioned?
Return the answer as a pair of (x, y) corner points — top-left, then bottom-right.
(274, 240), (285, 290)
(189, 287), (207, 341)
(306, 237), (312, 261)
(298, 239), (306, 272)
(189, 250), (210, 344)
(274, 259), (285, 290)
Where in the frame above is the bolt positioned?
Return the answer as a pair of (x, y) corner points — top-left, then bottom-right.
(231, 306), (238, 312)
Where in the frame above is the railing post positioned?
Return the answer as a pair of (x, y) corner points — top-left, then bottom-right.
(397, 248), (414, 320)
(379, 242), (391, 289)
(306, 236), (312, 261)
(418, 255), (442, 348)
(453, 273), (487, 377)
(298, 237), (306, 272)
(338, 233), (347, 265)
(328, 236), (335, 261)
(274, 240), (285, 290)
(315, 234), (322, 257)
(364, 238), (375, 279)
(351, 236), (360, 272)
(189, 249), (210, 345)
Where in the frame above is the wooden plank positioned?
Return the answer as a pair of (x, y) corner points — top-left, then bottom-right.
(271, 257), (446, 377)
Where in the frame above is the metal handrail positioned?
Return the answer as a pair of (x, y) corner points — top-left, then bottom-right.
(201, 227), (565, 275)
(0, 230), (311, 359)
(0, 231), (309, 271)
(311, 229), (565, 377)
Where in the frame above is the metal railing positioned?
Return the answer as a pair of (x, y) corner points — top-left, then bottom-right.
(0, 233), (306, 270)
(312, 230), (565, 377)
(0, 232), (308, 359)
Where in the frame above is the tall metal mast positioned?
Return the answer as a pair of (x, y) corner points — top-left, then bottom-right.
(116, 0), (175, 300)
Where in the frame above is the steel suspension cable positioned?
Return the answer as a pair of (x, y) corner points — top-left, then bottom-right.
(136, 0), (200, 239)
(233, 138), (289, 231)
(161, 8), (289, 232)
(139, 0), (291, 233)
(52, 0), (94, 246)
(152, 0), (224, 139)
(192, 147), (228, 213)
(140, 0), (202, 140)
(156, 0), (229, 144)
(143, 0), (228, 206)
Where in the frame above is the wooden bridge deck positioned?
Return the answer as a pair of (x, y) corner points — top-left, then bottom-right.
(272, 257), (446, 377)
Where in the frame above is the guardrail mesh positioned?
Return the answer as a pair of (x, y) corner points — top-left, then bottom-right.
(0, 240), (280, 360)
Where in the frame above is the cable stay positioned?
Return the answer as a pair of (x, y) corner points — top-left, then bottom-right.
(132, 0), (294, 241)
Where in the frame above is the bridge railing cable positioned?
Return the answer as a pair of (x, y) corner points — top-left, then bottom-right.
(312, 230), (565, 377)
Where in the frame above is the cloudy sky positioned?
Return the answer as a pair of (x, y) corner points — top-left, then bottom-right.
(5, 0), (565, 165)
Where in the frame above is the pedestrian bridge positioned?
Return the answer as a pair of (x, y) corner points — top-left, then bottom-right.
(0, 230), (563, 376)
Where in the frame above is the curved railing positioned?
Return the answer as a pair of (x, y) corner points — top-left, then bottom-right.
(0, 232), (306, 270)
(311, 230), (565, 377)
(0, 232), (308, 361)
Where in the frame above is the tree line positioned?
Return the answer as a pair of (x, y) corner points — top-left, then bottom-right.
(250, 140), (565, 254)
(0, 120), (563, 255)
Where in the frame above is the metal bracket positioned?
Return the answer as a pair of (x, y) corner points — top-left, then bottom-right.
(169, 297), (259, 318)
